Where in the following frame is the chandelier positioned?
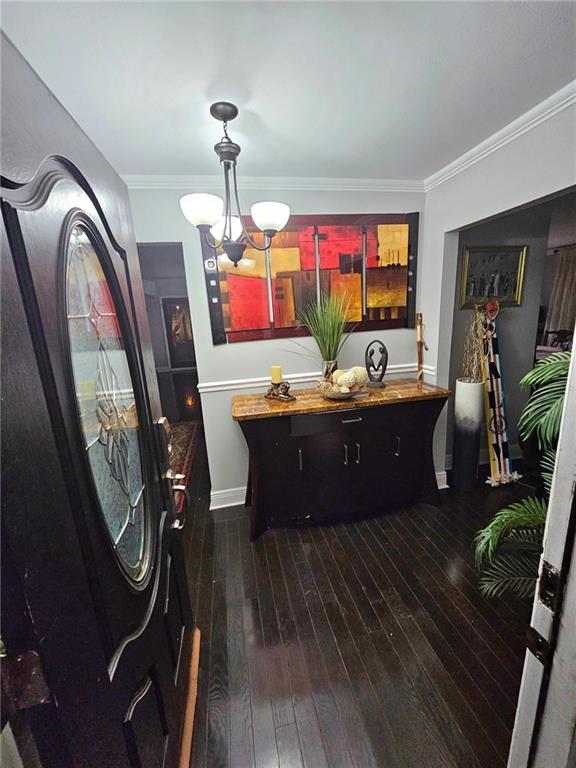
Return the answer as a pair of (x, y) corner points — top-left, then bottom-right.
(179, 102), (290, 266)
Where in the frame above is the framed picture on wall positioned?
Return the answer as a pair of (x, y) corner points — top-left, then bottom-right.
(199, 212), (420, 345)
(162, 297), (196, 368)
(460, 245), (527, 309)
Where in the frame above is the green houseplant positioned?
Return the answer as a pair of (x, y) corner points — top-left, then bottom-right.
(475, 350), (571, 600)
(299, 293), (353, 378)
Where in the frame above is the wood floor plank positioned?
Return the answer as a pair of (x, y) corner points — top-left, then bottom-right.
(317, 527), (382, 632)
(276, 724), (304, 768)
(251, 537), (297, 729)
(206, 574), (229, 768)
(242, 598), (280, 768)
(264, 534), (331, 768)
(293, 556), (382, 768)
(374, 515), (517, 730)
(362, 517), (510, 764)
(226, 521), (255, 768)
(394, 512), (524, 694)
(411, 501), (531, 636)
(348, 521), (483, 767)
(358, 629), (460, 768)
(406, 505), (527, 633)
(278, 531), (355, 768)
(187, 432), (528, 768)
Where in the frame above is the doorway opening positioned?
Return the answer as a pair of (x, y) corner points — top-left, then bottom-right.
(137, 242), (205, 507)
(137, 242), (201, 425)
(444, 187), (575, 480)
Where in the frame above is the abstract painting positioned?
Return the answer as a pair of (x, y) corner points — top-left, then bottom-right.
(200, 213), (419, 344)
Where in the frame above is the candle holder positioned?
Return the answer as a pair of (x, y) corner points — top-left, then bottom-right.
(265, 380), (295, 402)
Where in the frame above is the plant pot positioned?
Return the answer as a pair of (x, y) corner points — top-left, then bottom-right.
(322, 360), (338, 380)
(452, 378), (484, 491)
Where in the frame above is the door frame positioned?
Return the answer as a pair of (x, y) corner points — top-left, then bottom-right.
(508, 329), (576, 767)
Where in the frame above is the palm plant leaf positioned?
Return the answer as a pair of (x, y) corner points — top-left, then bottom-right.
(475, 496), (547, 566)
(479, 553), (540, 600)
(475, 351), (570, 601)
(518, 378), (567, 448)
(520, 351), (571, 389)
(497, 527), (544, 555)
(299, 293), (353, 362)
(540, 448), (557, 498)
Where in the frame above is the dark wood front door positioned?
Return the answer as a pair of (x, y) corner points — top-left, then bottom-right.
(1, 157), (192, 767)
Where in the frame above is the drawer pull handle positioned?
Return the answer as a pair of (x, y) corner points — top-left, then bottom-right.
(341, 416), (363, 424)
(394, 436), (401, 457)
(344, 444), (349, 466)
(298, 448), (303, 471)
(356, 442), (361, 465)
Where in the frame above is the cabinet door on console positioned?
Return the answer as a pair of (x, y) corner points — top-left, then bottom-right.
(350, 404), (426, 513)
(298, 431), (355, 524)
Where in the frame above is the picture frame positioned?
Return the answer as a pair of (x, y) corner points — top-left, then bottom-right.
(161, 297), (196, 368)
(200, 212), (420, 345)
(459, 245), (527, 309)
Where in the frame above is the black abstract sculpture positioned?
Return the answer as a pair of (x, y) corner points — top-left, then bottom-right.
(365, 340), (388, 388)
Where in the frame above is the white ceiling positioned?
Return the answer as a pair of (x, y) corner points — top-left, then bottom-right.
(2, 1), (575, 180)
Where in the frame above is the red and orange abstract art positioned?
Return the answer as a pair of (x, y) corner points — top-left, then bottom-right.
(200, 213), (419, 344)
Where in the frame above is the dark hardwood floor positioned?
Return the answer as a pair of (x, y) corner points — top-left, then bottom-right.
(183, 453), (531, 768)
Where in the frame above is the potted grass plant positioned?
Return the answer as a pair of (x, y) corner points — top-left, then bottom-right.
(452, 307), (485, 490)
(475, 350), (571, 600)
(300, 293), (353, 379)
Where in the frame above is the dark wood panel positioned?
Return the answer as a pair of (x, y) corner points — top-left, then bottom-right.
(236, 384), (448, 539)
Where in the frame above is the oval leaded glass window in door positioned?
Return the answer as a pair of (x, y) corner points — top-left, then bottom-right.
(66, 224), (150, 585)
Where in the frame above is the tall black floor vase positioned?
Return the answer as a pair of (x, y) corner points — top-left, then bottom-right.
(452, 378), (484, 490)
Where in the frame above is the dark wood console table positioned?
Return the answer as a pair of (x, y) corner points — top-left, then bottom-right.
(232, 378), (450, 539)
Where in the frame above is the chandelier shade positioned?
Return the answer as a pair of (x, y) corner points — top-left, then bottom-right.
(250, 202), (291, 235)
(210, 215), (243, 243)
(179, 102), (290, 266)
(179, 193), (223, 227)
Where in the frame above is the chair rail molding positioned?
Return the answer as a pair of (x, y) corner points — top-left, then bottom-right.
(198, 363), (436, 395)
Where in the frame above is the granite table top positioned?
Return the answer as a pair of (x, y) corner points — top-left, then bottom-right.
(232, 378), (451, 421)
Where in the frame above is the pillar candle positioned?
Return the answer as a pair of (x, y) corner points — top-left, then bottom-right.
(270, 365), (282, 384)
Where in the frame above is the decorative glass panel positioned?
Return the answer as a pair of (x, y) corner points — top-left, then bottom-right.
(66, 225), (149, 584)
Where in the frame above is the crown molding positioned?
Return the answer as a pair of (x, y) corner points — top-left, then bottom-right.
(423, 80), (576, 192)
(122, 174), (425, 194)
(123, 81), (575, 197)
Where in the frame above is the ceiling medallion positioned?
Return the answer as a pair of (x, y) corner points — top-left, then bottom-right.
(179, 101), (290, 266)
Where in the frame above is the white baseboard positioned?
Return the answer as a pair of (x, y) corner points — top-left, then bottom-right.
(211, 472), (449, 510)
(210, 486), (247, 510)
(445, 443), (522, 470)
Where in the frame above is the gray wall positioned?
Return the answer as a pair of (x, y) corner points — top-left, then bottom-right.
(129, 185), (426, 501)
(128, 90), (576, 504)
(446, 207), (551, 464)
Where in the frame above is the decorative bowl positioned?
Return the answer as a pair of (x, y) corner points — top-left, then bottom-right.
(316, 379), (369, 401)
(322, 389), (368, 401)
